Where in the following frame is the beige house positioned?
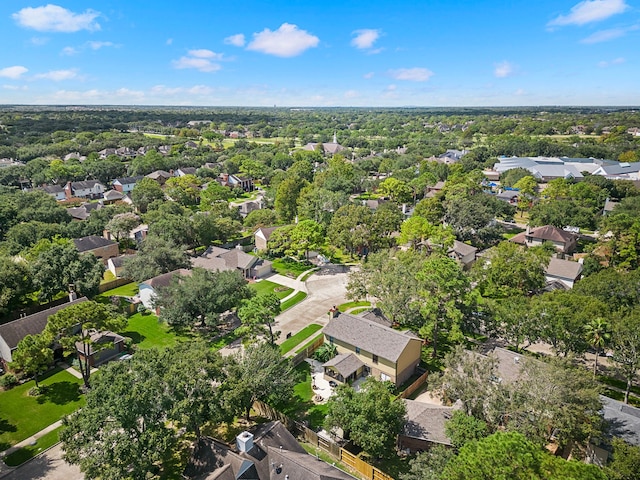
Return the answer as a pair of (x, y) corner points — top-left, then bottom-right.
(510, 225), (578, 254)
(73, 235), (119, 263)
(254, 226), (279, 251)
(322, 313), (422, 387)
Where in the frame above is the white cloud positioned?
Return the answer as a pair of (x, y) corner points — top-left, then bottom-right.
(0, 66), (29, 79)
(188, 49), (224, 60)
(388, 67), (434, 82)
(34, 69), (77, 81)
(13, 4), (101, 33)
(188, 85), (214, 95)
(61, 46), (78, 56)
(172, 56), (221, 72)
(247, 23), (319, 57)
(30, 37), (49, 46)
(548, 0), (628, 27)
(351, 29), (380, 49)
(494, 61), (515, 78)
(3, 84), (29, 91)
(224, 34), (246, 47)
(166, 38), (173, 46)
(581, 25), (638, 43)
(598, 57), (626, 67)
(87, 41), (115, 50)
(363, 72), (375, 79)
(344, 89), (360, 99)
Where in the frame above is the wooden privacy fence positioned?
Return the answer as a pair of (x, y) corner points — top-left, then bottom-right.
(290, 334), (325, 366)
(398, 371), (429, 399)
(296, 422), (394, 480)
(98, 277), (133, 293)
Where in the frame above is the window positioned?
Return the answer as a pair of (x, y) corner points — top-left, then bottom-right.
(355, 347), (360, 354)
(372, 354), (378, 364)
(328, 336), (334, 344)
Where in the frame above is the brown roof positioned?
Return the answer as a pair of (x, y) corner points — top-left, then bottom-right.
(323, 313), (421, 363)
(75, 330), (125, 356)
(527, 225), (576, 244)
(450, 240), (478, 257)
(323, 353), (365, 378)
(0, 297), (88, 352)
(254, 226), (279, 241)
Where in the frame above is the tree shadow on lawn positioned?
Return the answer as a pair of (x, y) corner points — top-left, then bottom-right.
(0, 417), (18, 451)
(121, 330), (144, 345)
(36, 382), (82, 405)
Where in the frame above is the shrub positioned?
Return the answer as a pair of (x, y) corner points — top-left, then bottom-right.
(0, 373), (18, 389)
(28, 386), (43, 396)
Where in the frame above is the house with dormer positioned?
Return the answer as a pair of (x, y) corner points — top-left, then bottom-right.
(64, 180), (106, 200)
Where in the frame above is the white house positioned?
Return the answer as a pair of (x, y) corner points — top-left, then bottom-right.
(139, 269), (191, 312)
(65, 180), (106, 200)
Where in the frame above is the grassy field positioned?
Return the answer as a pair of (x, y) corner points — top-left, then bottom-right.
(280, 324), (322, 355)
(99, 282), (139, 297)
(271, 258), (314, 278)
(3, 426), (62, 466)
(249, 280), (293, 299)
(0, 368), (85, 451)
(276, 362), (328, 429)
(337, 301), (371, 313)
(281, 292), (307, 311)
(121, 313), (194, 350)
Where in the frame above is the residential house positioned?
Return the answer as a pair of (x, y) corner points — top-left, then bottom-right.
(73, 235), (119, 263)
(98, 148), (117, 159)
(67, 202), (103, 221)
(146, 170), (172, 185)
(302, 132), (346, 156)
(544, 257), (583, 289)
(448, 240), (478, 270)
(509, 225), (578, 254)
(41, 184), (67, 201)
(139, 269), (192, 311)
(75, 330), (126, 367)
(322, 313), (422, 387)
(103, 189), (125, 204)
(175, 167), (197, 177)
(192, 245), (272, 279)
(218, 173), (254, 192)
(600, 396), (640, 448)
(0, 158), (23, 168)
(495, 190), (520, 204)
(107, 255), (134, 278)
(64, 152), (87, 162)
(602, 198), (618, 216)
(112, 176), (143, 193)
(437, 149), (468, 164)
(399, 399), (462, 452)
(238, 200), (261, 217)
(254, 226), (280, 251)
(592, 162), (640, 181)
(0, 297), (87, 365)
(425, 181), (446, 198)
(184, 421), (356, 480)
(64, 180), (106, 200)
(115, 147), (136, 158)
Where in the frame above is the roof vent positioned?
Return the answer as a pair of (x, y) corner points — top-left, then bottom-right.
(620, 162), (630, 168)
(236, 431), (254, 453)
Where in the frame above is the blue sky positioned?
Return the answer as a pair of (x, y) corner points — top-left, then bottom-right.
(0, 0), (638, 106)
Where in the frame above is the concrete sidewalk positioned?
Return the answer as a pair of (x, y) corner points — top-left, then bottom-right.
(0, 420), (64, 478)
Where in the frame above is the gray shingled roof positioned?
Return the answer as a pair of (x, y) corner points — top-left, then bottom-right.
(113, 176), (143, 185)
(267, 447), (356, 480)
(73, 235), (117, 253)
(323, 313), (420, 363)
(323, 353), (364, 378)
(142, 269), (192, 289)
(545, 257), (583, 280)
(403, 400), (454, 446)
(218, 249), (256, 270)
(71, 180), (104, 190)
(601, 395), (640, 447)
(0, 297), (87, 352)
(75, 330), (125, 356)
(451, 240), (477, 257)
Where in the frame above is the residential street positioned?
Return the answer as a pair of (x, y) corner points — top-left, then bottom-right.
(0, 445), (83, 480)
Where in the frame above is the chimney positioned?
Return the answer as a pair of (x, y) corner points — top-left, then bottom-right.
(236, 431), (254, 453)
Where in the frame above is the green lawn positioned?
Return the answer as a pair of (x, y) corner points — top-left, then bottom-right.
(281, 292), (307, 311)
(276, 362), (328, 429)
(249, 280), (293, 299)
(211, 332), (239, 351)
(3, 426), (62, 466)
(99, 282), (139, 298)
(121, 313), (194, 350)
(0, 368), (85, 451)
(280, 324), (322, 355)
(271, 258), (314, 278)
(349, 307), (371, 315)
(337, 301), (371, 313)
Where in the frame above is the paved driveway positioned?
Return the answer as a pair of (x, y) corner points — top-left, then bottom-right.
(1, 444), (83, 480)
(275, 264), (350, 341)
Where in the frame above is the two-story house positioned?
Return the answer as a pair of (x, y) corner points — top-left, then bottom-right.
(64, 180), (106, 200)
(73, 235), (119, 263)
(510, 225), (578, 254)
(322, 313), (422, 387)
(112, 176), (143, 194)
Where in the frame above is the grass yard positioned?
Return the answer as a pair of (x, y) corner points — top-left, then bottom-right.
(281, 292), (307, 311)
(280, 324), (322, 355)
(3, 425), (63, 466)
(249, 280), (293, 299)
(98, 282), (139, 298)
(211, 331), (239, 351)
(349, 307), (371, 315)
(337, 301), (371, 313)
(276, 362), (328, 429)
(271, 258), (314, 278)
(121, 313), (194, 350)
(0, 368), (85, 451)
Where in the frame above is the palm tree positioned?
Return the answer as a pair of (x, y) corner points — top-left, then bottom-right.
(585, 317), (611, 378)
